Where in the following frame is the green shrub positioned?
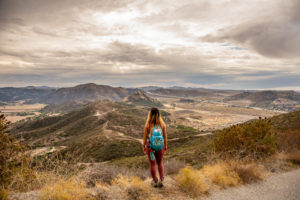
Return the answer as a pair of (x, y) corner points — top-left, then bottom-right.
(213, 118), (278, 158)
(176, 125), (198, 132)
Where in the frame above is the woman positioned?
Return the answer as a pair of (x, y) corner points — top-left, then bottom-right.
(143, 107), (167, 187)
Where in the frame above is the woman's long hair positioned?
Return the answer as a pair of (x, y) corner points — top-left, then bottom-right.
(146, 107), (164, 128)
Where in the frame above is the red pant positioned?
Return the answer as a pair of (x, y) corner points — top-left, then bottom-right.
(146, 141), (165, 182)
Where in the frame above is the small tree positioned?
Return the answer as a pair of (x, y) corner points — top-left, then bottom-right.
(0, 114), (35, 192)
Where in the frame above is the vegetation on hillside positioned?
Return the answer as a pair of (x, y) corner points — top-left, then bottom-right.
(0, 114), (38, 199)
(225, 90), (300, 111)
(123, 89), (163, 107)
(213, 118), (278, 159)
(213, 111), (300, 160)
(2, 103), (300, 199)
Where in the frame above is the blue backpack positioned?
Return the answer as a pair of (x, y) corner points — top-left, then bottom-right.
(149, 124), (164, 151)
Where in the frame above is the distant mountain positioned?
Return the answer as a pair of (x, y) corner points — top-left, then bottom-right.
(42, 83), (131, 104)
(148, 88), (218, 97)
(167, 86), (208, 90)
(136, 86), (163, 91)
(0, 83), (134, 104)
(23, 86), (58, 90)
(123, 89), (163, 107)
(0, 101), (7, 106)
(0, 87), (55, 103)
(225, 90), (300, 111)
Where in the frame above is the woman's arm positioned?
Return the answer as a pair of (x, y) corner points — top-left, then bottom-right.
(142, 123), (149, 154)
(162, 122), (167, 151)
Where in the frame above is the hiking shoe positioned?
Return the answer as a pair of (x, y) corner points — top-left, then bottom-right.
(151, 180), (158, 187)
(158, 179), (164, 188)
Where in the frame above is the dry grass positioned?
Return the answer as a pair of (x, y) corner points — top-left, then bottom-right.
(1, 114), (41, 192)
(275, 151), (300, 165)
(277, 130), (300, 152)
(176, 166), (209, 197)
(226, 160), (264, 184)
(40, 177), (94, 200)
(201, 162), (241, 188)
(111, 174), (151, 200)
(164, 159), (186, 175)
(175, 160), (264, 196)
(0, 189), (8, 200)
(80, 163), (148, 187)
(7, 166), (40, 192)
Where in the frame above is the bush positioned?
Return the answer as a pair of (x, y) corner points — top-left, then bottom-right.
(176, 166), (209, 196)
(41, 177), (94, 200)
(277, 130), (300, 152)
(226, 160), (264, 184)
(0, 189), (8, 200)
(176, 125), (198, 132)
(201, 162), (240, 188)
(275, 151), (300, 165)
(164, 159), (186, 175)
(0, 114), (39, 192)
(213, 118), (278, 158)
(111, 174), (150, 200)
(79, 163), (148, 187)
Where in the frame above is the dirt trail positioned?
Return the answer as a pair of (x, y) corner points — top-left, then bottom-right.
(168, 132), (212, 141)
(102, 122), (143, 144)
(204, 169), (300, 200)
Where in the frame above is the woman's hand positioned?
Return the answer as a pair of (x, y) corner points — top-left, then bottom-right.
(163, 145), (167, 153)
(143, 146), (146, 154)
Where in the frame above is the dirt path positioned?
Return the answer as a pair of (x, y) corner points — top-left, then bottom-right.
(168, 132), (213, 141)
(102, 122), (143, 144)
(204, 169), (300, 200)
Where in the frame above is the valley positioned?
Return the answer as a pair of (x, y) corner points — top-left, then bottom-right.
(0, 102), (46, 123)
(4, 87), (285, 165)
(1, 83), (300, 200)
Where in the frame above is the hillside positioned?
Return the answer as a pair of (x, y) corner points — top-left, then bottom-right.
(40, 100), (90, 114)
(0, 83), (135, 105)
(225, 90), (300, 111)
(0, 87), (54, 103)
(123, 89), (163, 107)
(6, 85), (300, 164)
(148, 88), (240, 98)
(8, 100), (172, 162)
(3, 103), (300, 200)
(41, 83), (131, 104)
(149, 88), (216, 97)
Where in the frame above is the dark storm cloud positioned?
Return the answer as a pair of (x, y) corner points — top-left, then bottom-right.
(202, 0), (300, 59)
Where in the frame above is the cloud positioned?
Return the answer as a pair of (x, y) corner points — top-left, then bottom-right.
(0, 0), (299, 89)
(201, 0), (300, 59)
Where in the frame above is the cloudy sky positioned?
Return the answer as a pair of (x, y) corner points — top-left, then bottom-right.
(0, 0), (299, 89)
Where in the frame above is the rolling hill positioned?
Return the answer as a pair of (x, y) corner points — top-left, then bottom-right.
(123, 89), (163, 107)
(7, 99), (172, 162)
(7, 90), (300, 166)
(147, 88), (240, 98)
(225, 90), (300, 111)
(0, 83), (135, 105)
(0, 87), (54, 103)
(40, 100), (90, 114)
(41, 83), (132, 104)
